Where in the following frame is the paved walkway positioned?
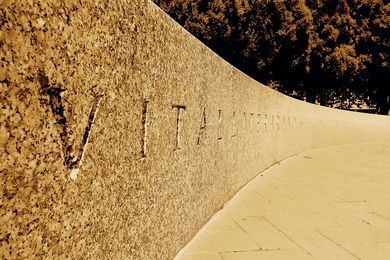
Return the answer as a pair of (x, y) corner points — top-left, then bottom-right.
(175, 143), (390, 260)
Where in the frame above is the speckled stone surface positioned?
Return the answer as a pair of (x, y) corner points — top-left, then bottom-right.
(1, 1), (390, 259)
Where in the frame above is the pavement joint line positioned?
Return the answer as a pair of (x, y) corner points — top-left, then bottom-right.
(261, 216), (313, 257)
(232, 219), (262, 251)
(316, 230), (362, 260)
(218, 248), (285, 254)
(370, 212), (390, 220)
(236, 215), (263, 219)
(361, 219), (372, 225)
(340, 200), (368, 203)
(344, 241), (390, 245)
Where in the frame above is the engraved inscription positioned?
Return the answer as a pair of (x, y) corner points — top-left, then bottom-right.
(141, 101), (149, 159)
(232, 111), (236, 138)
(218, 110), (223, 140)
(197, 108), (207, 145)
(70, 94), (104, 180)
(250, 113), (254, 132)
(172, 105), (186, 150)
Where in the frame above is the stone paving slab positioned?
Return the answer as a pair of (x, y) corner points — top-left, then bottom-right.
(175, 143), (390, 259)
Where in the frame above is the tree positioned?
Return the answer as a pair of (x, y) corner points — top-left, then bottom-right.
(154, 0), (390, 114)
(348, 0), (390, 114)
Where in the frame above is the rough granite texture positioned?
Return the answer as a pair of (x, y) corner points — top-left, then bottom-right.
(1, 1), (390, 259)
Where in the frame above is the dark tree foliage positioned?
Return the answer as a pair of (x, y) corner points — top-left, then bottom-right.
(154, 0), (390, 114)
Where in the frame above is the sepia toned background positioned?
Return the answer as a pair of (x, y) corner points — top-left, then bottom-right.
(1, 0), (390, 259)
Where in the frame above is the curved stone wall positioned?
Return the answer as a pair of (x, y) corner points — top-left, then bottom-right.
(2, 1), (390, 259)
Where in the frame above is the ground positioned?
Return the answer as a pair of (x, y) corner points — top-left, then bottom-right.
(176, 142), (390, 260)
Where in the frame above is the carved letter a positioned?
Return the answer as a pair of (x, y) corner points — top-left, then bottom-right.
(197, 108), (207, 145)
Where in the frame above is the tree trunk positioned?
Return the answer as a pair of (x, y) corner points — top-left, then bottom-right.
(305, 77), (317, 104)
(304, 73), (318, 104)
(306, 88), (317, 104)
(377, 95), (390, 115)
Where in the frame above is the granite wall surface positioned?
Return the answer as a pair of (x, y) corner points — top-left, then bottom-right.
(2, 0), (390, 259)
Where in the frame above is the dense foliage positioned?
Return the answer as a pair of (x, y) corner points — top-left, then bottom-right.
(154, 0), (390, 114)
